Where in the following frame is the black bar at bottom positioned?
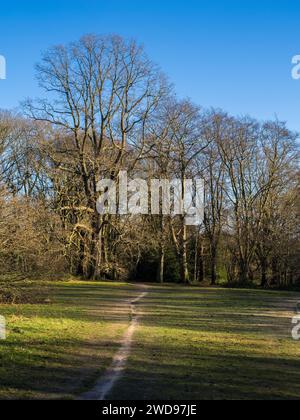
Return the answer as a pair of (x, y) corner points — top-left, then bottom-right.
(1, 401), (203, 417)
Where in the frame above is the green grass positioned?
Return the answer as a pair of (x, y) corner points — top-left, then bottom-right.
(0, 281), (141, 399)
(109, 286), (300, 400)
(0, 281), (300, 400)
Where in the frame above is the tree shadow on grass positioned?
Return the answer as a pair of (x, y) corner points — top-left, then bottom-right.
(109, 346), (300, 400)
(0, 339), (123, 400)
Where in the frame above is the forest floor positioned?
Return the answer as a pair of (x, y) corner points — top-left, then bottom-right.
(0, 280), (300, 400)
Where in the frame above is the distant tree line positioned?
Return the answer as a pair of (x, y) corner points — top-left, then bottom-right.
(0, 35), (299, 288)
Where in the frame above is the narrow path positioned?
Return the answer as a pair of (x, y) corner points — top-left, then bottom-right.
(80, 286), (148, 401)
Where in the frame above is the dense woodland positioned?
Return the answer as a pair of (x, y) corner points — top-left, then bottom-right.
(0, 35), (299, 288)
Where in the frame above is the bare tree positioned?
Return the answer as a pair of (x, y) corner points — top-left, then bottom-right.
(149, 99), (209, 283)
(25, 35), (169, 279)
(202, 111), (227, 285)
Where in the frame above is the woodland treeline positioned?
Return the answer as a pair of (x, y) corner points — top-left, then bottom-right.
(0, 35), (299, 288)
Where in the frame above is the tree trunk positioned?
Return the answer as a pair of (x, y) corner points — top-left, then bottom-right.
(198, 243), (205, 283)
(180, 223), (190, 284)
(194, 233), (199, 283)
(157, 244), (165, 284)
(86, 213), (102, 281)
(260, 258), (268, 288)
(271, 258), (280, 286)
(210, 244), (217, 285)
(238, 260), (249, 285)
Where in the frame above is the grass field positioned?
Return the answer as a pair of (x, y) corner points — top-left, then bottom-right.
(0, 281), (140, 399)
(0, 281), (300, 400)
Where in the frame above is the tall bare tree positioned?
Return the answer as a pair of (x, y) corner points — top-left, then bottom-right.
(25, 35), (169, 279)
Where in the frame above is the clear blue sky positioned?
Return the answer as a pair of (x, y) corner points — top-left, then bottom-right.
(1, 0), (300, 131)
